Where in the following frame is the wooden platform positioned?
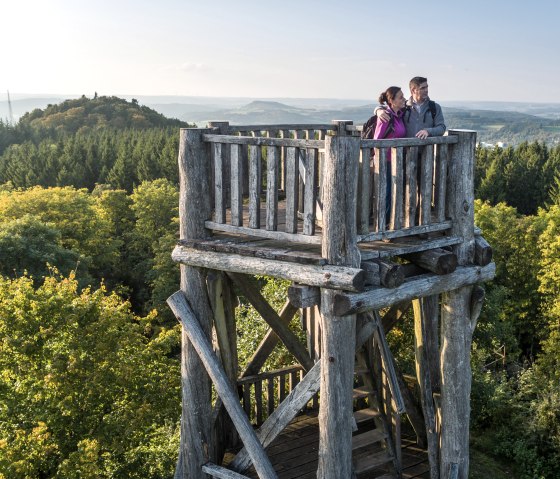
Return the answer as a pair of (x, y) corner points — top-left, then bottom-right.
(235, 412), (430, 479)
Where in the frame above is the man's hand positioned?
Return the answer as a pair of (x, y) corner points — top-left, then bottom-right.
(415, 129), (429, 139)
(376, 109), (390, 123)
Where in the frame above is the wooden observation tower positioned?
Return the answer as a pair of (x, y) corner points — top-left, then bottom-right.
(167, 120), (495, 479)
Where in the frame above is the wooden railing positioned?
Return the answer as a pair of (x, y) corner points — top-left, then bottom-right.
(202, 121), (463, 245)
(237, 364), (315, 426)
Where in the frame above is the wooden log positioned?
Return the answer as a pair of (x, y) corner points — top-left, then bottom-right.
(177, 128), (215, 479)
(357, 219), (452, 243)
(288, 284), (321, 308)
(440, 129), (479, 479)
(413, 298), (439, 479)
(207, 271), (239, 453)
(172, 246), (364, 292)
(381, 301), (412, 333)
(332, 263), (496, 315)
(434, 144), (448, 222)
(230, 361), (321, 473)
(405, 146), (419, 228)
(202, 463), (251, 479)
(371, 311), (405, 414)
(403, 248), (458, 275)
(248, 145), (261, 229)
(285, 146), (298, 234)
(209, 121), (231, 212)
(360, 260), (381, 286)
(204, 133), (325, 148)
(205, 221), (321, 245)
(440, 286), (472, 479)
(373, 147), (388, 231)
(241, 301), (298, 377)
(371, 258), (405, 288)
(167, 292), (277, 479)
(419, 145), (434, 225)
(214, 142), (226, 223)
(230, 143), (244, 227)
(317, 131), (360, 479)
(228, 272), (314, 372)
(358, 147), (371, 235)
(393, 356), (427, 448)
(266, 145), (279, 231)
(360, 135), (459, 148)
(390, 146), (404, 230)
(303, 148), (318, 236)
(474, 235), (493, 266)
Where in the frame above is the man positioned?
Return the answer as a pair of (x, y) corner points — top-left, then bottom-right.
(376, 76), (445, 138)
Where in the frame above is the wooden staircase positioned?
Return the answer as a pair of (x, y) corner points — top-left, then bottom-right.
(350, 313), (404, 479)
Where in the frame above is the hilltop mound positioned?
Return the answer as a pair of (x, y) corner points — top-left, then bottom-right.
(18, 95), (187, 134)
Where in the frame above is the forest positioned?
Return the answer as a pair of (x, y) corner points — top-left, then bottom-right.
(0, 95), (559, 479)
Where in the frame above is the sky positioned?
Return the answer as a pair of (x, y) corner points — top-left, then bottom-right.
(2, 0), (560, 103)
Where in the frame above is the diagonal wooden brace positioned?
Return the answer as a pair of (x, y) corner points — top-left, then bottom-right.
(167, 291), (278, 479)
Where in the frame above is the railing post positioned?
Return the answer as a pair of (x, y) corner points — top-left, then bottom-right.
(176, 127), (215, 478)
(440, 129), (477, 479)
(317, 122), (360, 479)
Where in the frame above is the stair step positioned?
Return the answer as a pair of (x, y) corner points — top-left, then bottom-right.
(353, 408), (381, 425)
(353, 386), (374, 399)
(354, 450), (394, 475)
(352, 429), (386, 450)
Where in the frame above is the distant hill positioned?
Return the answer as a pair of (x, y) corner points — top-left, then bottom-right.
(172, 99), (560, 145)
(17, 95), (187, 135)
(2, 94), (560, 145)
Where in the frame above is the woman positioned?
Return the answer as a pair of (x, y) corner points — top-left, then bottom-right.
(373, 86), (406, 222)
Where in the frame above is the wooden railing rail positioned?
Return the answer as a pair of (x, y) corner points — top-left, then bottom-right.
(237, 365), (313, 426)
(200, 124), (466, 246)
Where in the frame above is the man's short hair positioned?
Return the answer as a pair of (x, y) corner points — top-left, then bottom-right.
(410, 76), (428, 90)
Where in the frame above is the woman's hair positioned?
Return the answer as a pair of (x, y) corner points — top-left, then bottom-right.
(378, 86), (402, 105)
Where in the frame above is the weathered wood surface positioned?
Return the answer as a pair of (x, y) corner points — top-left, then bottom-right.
(178, 237), (327, 266)
(172, 246), (364, 292)
(228, 273), (314, 373)
(358, 220), (453, 243)
(241, 412), (430, 479)
(203, 463), (251, 479)
(474, 235), (493, 266)
(360, 134), (459, 148)
(373, 258), (405, 288)
(332, 263), (496, 315)
(288, 284), (321, 308)
(434, 144), (448, 222)
(206, 221), (322, 244)
(230, 143), (244, 227)
(359, 235), (461, 260)
(403, 248), (458, 275)
(230, 362), (321, 473)
(419, 145), (434, 225)
(440, 130), (478, 479)
(413, 299), (439, 479)
(167, 291), (278, 479)
(204, 134), (324, 148)
(208, 271), (239, 454)
(360, 260), (381, 287)
(266, 146), (280, 231)
(176, 128), (215, 479)
(318, 131), (360, 479)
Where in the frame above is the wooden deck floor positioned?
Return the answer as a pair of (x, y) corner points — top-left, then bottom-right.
(238, 412), (430, 479)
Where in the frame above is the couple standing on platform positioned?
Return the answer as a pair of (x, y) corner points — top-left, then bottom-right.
(371, 76), (446, 141)
(366, 76), (446, 222)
